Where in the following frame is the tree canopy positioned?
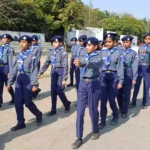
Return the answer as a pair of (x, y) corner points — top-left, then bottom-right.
(0, 0), (149, 42)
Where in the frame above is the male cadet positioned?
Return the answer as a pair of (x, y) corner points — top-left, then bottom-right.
(31, 35), (42, 99)
(0, 34), (15, 107)
(67, 37), (80, 87)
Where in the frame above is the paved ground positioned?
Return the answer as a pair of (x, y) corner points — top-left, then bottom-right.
(0, 76), (150, 150)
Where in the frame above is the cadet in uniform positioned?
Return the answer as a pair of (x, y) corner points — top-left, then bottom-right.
(98, 40), (104, 50)
(99, 33), (124, 129)
(0, 34), (15, 107)
(67, 37), (80, 87)
(73, 35), (87, 107)
(7, 35), (42, 131)
(130, 32), (150, 109)
(117, 36), (138, 118)
(72, 37), (102, 149)
(31, 35), (42, 99)
(39, 35), (71, 116)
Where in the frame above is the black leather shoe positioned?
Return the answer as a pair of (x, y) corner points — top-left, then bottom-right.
(110, 118), (119, 125)
(99, 122), (106, 129)
(8, 99), (14, 105)
(91, 131), (99, 140)
(67, 84), (74, 87)
(0, 104), (2, 108)
(74, 102), (77, 107)
(121, 113), (127, 118)
(64, 101), (71, 113)
(71, 139), (83, 149)
(36, 112), (42, 126)
(11, 124), (26, 131)
(142, 103), (148, 109)
(46, 111), (56, 117)
(129, 101), (136, 108)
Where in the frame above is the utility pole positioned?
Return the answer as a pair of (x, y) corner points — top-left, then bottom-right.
(88, 0), (92, 27)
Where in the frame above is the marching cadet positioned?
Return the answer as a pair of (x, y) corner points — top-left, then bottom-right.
(31, 35), (42, 99)
(98, 40), (104, 50)
(117, 36), (138, 118)
(7, 35), (42, 131)
(38, 35), (71, 116)
(130, 32), (150, 109)
(0, 34), (15, 108)
(99, 33), (124, 129)
(73, 35), (87, 107)
(72, 37), (102, 149)
(67, 37), (80, 87)
(75, 35), (87, 89)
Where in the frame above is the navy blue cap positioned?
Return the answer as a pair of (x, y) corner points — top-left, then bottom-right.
(104, 33), (119, 40)
(84, 37), (98, 45)
(19, 35), (32, 43)
(121, 36), (133, 41)
(51, 35), (63, 42)
(98, 40), (104, 45)
(71, 37), (78, 41)
(31, 35), (38, 41)
(1, 34), (13, 41)
(144, 32), (150, 39)
(78, 35), (87, 42)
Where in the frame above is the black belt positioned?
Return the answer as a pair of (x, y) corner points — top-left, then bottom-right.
(82, 77), (98, 82)
(102, 70), (117, 73)
(141, 63), (149, 66)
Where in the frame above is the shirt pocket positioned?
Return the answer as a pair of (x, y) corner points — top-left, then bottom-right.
(24, 60), (31, 73)
(3, 53), (8, 63)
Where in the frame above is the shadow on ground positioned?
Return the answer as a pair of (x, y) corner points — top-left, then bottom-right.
(0, 101), (77, 150)
(82, 99), (145, 146)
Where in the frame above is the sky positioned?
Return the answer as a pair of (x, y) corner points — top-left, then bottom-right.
(82, 0), (149, 19)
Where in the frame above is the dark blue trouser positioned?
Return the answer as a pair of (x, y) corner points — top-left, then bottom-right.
(75, 67), (80, 91)
(117, 67), (133, 113)
(69, 56), (75, 85)
(100, 72), (119, 124)
(0, 65), (15, 104)
(15, 73), (41, 125)
(132, 65), (150, 104)
(51, 68), (70, 112)
(76, 79), (100, 139)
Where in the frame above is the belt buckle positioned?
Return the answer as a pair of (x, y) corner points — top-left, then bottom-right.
(85, 79), (90, 82)
(106, 70), (111, 73)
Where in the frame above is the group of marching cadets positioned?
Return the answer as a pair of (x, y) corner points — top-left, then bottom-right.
(71, 32), (150, 149)
(1, 31), (150, 149)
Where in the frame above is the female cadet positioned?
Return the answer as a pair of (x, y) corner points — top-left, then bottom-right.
(73, 35), (87, 107)
(117, 36), (138, 118)
(130, 32), (150, 109)
(7, 35), (42, 131)
(67, 37), (80, 87)
(72, 37), (102, 149)
(31, 35), (42, 99)
(38, 35), (71, 116)
(74, 35), (87, 91)
(0, 34), (15, 107)
(99, 33), (124, 129)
